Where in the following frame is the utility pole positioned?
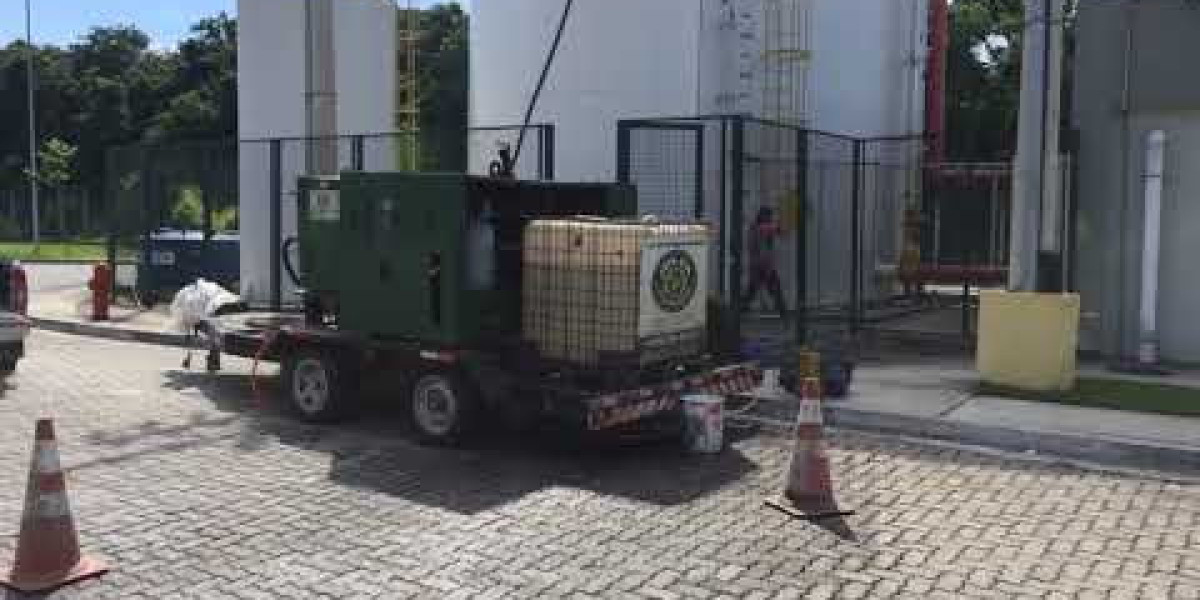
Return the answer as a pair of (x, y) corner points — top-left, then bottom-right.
(26, 0), (40, 244)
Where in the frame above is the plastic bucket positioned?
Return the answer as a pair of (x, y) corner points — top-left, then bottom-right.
(682, 394), (724, 454)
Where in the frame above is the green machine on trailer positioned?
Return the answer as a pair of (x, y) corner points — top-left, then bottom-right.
(226, 170), (760, 444)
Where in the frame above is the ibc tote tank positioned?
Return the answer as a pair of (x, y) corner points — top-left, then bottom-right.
(523, 219), (711, 368)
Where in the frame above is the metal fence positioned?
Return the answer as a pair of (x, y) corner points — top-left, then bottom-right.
(98, 126), (557, 309)
(0, 186), (97, 241)
(616, 115), (924, 345)
(468, 124), (555, 180)
(923, 163), (1011, 266)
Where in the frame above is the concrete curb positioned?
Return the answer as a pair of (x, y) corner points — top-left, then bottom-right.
(17, 259), (137, 265)
(826, 404), (1200, 477)
(31, 316), (189, 348)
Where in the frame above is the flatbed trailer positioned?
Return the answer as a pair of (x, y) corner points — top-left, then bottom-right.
(218, 312), (762, 445)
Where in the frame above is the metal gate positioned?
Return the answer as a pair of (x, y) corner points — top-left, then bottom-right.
(616, 115), (924, 351)
(617, 120), (705, 220)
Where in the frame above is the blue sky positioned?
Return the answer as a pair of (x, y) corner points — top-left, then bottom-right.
(0, 0), (459, 48)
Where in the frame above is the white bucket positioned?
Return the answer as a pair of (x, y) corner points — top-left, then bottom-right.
(682, 394), (724, 454)
(762, 369), (782, 395)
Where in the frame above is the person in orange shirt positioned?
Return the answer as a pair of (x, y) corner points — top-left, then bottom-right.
(742, 206), (788, 319)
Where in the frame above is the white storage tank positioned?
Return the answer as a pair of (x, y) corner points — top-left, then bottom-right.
(469, 0), (928, 181)
(523, 219), (711, 367)
(470, 0), (707, 182)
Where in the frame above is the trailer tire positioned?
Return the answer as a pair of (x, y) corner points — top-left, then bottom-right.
(282, 348), (355, 422)
(410, 371), (478, 446)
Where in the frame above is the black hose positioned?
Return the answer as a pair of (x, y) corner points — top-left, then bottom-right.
(282, 236), (303, 287)
(511, 0), (575, 174)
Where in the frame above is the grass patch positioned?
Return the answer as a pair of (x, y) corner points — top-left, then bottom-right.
(978, 377), (1200, 417)
(0, 242), (136, 262)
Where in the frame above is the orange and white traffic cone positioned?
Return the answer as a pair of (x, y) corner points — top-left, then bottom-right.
(1, 419), (108, 593)
(766, 377), (854, 523)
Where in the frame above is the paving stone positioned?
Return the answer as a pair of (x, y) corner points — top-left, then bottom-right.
(0, 331), (1195, 599)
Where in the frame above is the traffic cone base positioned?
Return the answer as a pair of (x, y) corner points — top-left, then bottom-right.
(764, 497), (854, 522)
(1, 554), (107, 593)
(2, 419), (109, 593)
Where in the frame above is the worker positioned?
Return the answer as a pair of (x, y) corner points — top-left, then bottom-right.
(742, 206), (788, 319)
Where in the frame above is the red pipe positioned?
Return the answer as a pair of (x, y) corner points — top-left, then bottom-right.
(926, 0), (949, 166)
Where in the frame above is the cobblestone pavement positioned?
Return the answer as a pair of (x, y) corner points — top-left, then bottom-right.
(0, 331), (1196, 599)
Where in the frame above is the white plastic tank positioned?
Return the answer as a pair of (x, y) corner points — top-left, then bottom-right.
(682, 394), (725, 454)
(523, 219), (711, 367)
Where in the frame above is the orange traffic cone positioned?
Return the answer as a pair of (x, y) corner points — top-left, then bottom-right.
(766, 377), (854, 523)
(1, 419), (108, 593)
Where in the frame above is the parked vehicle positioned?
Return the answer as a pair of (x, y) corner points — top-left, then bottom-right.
(217, 172), (760, 445)
(0, 260), (30, 375)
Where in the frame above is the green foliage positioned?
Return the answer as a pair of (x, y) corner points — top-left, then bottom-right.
(414, 4), (469, 171)
(0, 14), (238, 205)
(946, 0), (1024, 161)
(169, 188), (204, 229)
(211, 205), (237, 232)
(0, 241), (135, 262)
(167, 187), (237, 232)
(979, 377), (1200, 417)
(27, 138), (77, 186)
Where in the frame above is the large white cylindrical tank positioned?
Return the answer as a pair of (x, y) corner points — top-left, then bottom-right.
(470, 0), (926, 183)
(469, 0), (707, 182)
(237, 0), (396, 305)
(808, 0), (927, 139)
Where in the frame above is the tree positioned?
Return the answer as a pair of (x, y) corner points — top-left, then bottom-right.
(0, 42), (76, 189)
(945, 0), (1024, 161)
(415, 4), (468, 171)
(28, 138), (77, 187)
(147, 13), (237, 141)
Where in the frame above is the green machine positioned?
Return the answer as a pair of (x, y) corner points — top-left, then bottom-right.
(296, 171), (636, 346)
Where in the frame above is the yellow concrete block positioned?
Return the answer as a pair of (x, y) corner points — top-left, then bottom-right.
(977, 291), (1081, 392)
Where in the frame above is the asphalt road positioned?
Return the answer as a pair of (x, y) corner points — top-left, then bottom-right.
(23, 262), (92, 294)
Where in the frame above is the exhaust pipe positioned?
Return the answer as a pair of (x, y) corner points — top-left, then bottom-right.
(1138, 130), (1166, 367)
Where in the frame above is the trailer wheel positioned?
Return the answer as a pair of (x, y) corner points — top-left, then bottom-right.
(283, 349), (352, 422)
(411, 371), (477, 445)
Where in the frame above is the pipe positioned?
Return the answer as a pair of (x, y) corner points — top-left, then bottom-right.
(25, 0), (39, 244)
(1116, 1), (1135, 360)
(1038, 0), (1065, 257)
(925, 0), (948, 166)
(305, 0), (338, 175)
(1138, 130), (1165, 366)
(1009, 0), (1047, 291)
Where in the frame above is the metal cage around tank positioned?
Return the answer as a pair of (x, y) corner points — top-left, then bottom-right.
(616, 114), (924, 347)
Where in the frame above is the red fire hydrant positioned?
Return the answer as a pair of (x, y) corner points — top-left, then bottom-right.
(88, 263), (111, 321)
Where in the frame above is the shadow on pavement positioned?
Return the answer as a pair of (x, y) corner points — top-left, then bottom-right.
(148, 369), (760, 515)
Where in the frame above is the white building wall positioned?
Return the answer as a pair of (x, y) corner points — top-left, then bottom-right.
(237, 0), (396, 305)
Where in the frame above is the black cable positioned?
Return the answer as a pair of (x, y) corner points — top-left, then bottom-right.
(281, 236), (302, 287)
(512, 0), (575, 175)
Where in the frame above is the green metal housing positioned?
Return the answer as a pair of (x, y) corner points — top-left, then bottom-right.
(297, 171), (636, 346)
